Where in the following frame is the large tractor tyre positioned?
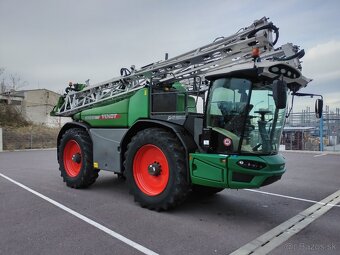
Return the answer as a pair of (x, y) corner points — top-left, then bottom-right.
(191, 185), (224, 196)
(58, 128), (99, 188)
(124, 128), (190, 211)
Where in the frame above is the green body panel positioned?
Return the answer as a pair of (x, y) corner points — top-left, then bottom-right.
(190, 153), (227, 188)
(80, 98), (129, 127)
(78, 85), (194, 127)
(50, 96), (65, 116)
(172, 82), (186, 92)
(79, 88), (149, 127)
(128, 88), (149, 126)
(227, 154), (285, 189)
(190, 152), (286, 189)
(73, 112), (81, 121)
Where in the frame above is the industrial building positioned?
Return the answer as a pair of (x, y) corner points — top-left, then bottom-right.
(282, 107), (340, 151)
(0, 89), (69, 127)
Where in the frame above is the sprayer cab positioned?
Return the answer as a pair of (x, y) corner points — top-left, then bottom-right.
(203, 61), (311, 155)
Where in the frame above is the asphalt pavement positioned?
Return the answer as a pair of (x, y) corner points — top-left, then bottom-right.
(0, 149), (339, 255)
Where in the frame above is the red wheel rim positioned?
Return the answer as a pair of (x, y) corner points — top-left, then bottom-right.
(133, 144), (169, 196)
(63, 140), (82, 177)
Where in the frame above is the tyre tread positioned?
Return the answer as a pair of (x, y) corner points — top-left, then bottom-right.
(124, 128), (189, 211)
(58, 128), (99, 189)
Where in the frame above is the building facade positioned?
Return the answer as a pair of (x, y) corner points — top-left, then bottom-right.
(0, 89), (70, 127)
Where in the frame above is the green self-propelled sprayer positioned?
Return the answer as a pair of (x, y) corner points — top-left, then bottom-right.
(51, 17), (317, 210)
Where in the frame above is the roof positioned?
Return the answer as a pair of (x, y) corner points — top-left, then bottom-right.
(0, 89), (61, 97)
(16, 88), (61, 95)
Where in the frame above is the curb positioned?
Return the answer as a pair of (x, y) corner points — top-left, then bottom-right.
(281, 150), (340, 155)
(1, 148), (339, 155)
(0, 148), (57, 153)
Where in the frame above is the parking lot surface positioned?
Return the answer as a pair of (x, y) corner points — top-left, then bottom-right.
(0, 150), (339, 254)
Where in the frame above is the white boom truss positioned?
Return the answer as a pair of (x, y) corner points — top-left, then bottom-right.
(53, 17), (304, 117)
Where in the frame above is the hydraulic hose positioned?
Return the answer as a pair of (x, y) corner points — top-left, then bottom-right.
(247, 22), (279, 46)
(274, 49), (305, 61)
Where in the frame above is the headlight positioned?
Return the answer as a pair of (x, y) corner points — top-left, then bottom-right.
(237, 160), (266, 170)
(269, 64), (300, 79)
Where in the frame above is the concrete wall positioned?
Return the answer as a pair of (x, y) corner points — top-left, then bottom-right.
(0, 94), (24, 113)
(21, 89), (71, 127)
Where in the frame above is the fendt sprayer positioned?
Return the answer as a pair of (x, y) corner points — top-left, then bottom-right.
(51, 17), (317, 210)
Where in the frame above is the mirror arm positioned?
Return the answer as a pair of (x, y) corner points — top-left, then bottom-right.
(292, 92), (323, 100)
(291, 92), (323, 119)
(286, 94), (295, 118)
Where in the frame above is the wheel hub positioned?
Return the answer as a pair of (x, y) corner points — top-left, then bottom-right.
(72, 153), (81, 164)
(148, 162), (161, 176)
(133, 144), (169, 196)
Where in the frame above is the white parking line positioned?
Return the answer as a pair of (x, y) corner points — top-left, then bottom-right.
(313, 153), (328, 157)
(230, 189), (340, 255)
(244, 189), (340, 207)
(0, 173), (158, 255)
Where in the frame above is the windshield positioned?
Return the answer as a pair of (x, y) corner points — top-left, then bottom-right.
(206, 78), (286, 155)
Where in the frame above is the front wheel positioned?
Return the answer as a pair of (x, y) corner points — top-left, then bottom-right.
(58, 128), (99, 188)
(124, 128), (190, 211)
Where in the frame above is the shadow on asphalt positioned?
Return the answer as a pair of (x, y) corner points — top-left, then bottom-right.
(88, 174), (291, 226)
(89, 174), (129, 194)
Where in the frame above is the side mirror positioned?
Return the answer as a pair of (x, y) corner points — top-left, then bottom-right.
(272, 80), (287, 109)
(315, 99), (323, 118)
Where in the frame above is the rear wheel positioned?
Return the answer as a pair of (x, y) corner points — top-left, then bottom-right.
(125, 128), (190, 211)
(58, 128), (99, 188)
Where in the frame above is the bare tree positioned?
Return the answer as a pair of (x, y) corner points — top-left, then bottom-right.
(0, 68), (5, 93)
(0, 67), (29, 126)
(9, 73), (28, 91)
(0, 68), (28, 93)
(0, 79), (5, 94)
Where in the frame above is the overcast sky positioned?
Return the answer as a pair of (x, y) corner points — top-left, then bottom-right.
(1, 0), (340, 111)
